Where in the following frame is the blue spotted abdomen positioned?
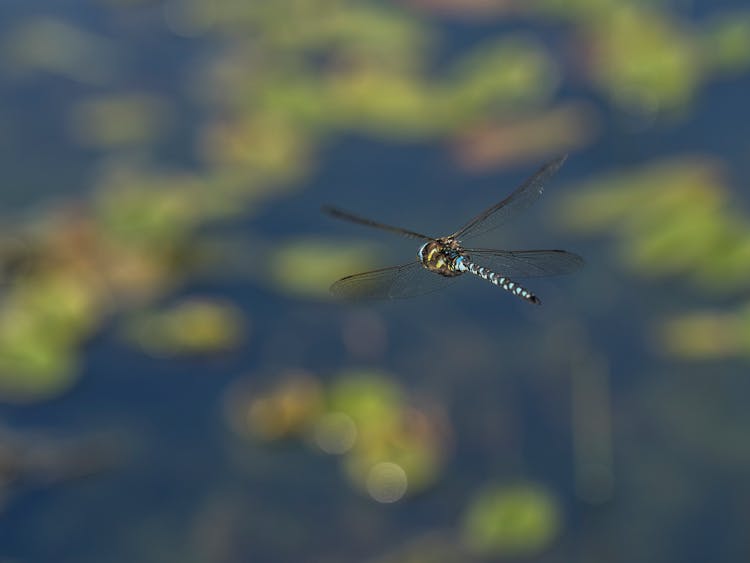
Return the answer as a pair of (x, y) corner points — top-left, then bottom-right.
(454, 256), (540, 305)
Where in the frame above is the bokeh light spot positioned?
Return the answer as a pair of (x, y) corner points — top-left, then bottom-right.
(313, 412), (357, 455)
(366, 462), (408, 503)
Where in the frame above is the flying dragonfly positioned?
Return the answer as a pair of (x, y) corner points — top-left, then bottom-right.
(323, 156), (583, 304)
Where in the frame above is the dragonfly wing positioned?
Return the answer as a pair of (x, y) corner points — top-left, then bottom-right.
(330, 261), (458, 300)
(452, 155), (568, 241)
(323, 206), (432, 241)
(466, 249), (584, 278)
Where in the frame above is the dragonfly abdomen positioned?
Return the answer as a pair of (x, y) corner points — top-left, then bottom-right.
(325, 156), (582, 302)
(455, 257), (540, 305)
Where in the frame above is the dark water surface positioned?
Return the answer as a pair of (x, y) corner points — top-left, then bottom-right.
(1, 1), (750, 562)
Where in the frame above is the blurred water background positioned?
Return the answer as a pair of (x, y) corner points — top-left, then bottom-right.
(1, 0), (750, 561)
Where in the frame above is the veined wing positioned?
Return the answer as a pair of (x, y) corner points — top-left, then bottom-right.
(323, 206), (432, 241)
(330, 261), (458, 301)
(466, 249), (584, 278)
(451, 155), (568, 241)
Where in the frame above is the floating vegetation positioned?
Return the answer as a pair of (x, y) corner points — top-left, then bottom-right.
(0, 0), (581, 400)
(121, 298), (245, 357)
(69, 94), (172, 149)
(1, 0), (750, 559)
(1, 17), (119, 85)
(226, 369), (451, 502)
(559, 157), (750, 359)
(266, 238), (382, 299)
(225, 371), (325, 441)
(452, 102), (599, 171)
(3, 0), (747, 396)
(581, 5), (750, 116)
(658, 307), (750, 361)
(702, 12), (750, 73)
(331, 371), (450, 498)
(409, 1), (750, 116)
(461, 484), (561, 557)
(581, 5), (701, 114)
(0, 268), (104, 402)
(560, 157), (749, 291)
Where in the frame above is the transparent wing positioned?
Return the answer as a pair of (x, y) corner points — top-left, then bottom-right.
(330, 261), (459, 301)
(466, 249), (584, 278)
(323, 206), (432, 241)
(452, 155), (568, 241)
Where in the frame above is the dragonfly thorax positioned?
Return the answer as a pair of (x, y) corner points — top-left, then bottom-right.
(326, 156), (582, 302)
(417, 239), (465, 277)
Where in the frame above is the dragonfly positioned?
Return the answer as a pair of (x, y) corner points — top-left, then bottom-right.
(323, 155), (583, 304)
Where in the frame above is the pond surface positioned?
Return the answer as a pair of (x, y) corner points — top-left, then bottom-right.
(1, 1), (750, 562)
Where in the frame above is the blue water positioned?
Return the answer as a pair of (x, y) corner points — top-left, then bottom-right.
(2, 2), (750, 562)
